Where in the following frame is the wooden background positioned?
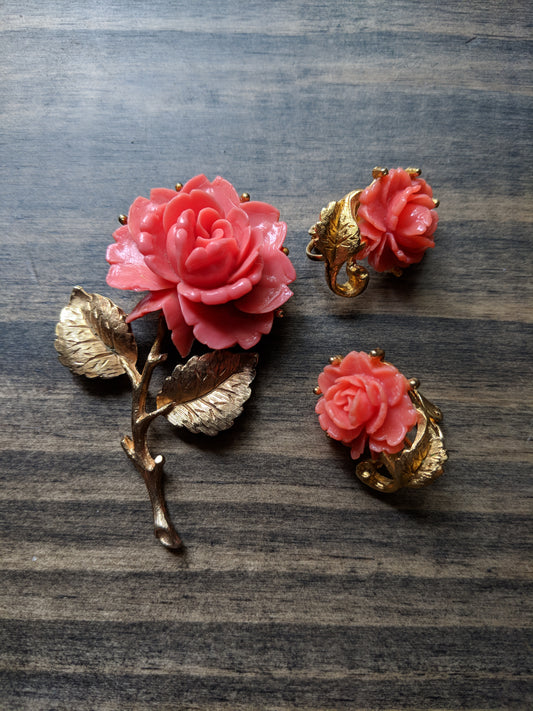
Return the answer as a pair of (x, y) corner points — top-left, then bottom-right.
(1, 1), (531, 709)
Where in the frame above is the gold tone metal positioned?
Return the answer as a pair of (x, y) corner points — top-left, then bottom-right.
(157, 351), (258, 436)
(118, 214), (128, 225)
(369, 348), (385, 361)
(240, 192), (250, 202)
(55, 288), (258, 550)
(274, 308), (284, 318)
(281, 246), (290, 256)
(355, 379), (447, 493)
(307, 167), (437, 296)
(175, 182), (183, 192)
(316, 348), (446, 493)
(306, 190), (369, 297)
(120, 317), (182, 550)
(372, 166), (389, 179)
(54, 286), (137, 378)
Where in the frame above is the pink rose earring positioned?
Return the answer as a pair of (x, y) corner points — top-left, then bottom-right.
(306, 167), (439, 297)
(314, 349), (447, 492)
(55, 175), (296, 549)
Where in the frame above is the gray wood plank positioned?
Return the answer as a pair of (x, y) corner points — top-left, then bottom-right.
(1, 1), (532, 708)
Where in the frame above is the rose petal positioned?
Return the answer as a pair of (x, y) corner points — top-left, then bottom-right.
(370, 396), (417, 452)
(180, 174), (211, 193)
(166, 210), (195, 275)
(106, 236), (174, 292)
(236, 249), (296, 314)
(183, 236), (240, 289)
(240, 201), (287, 247)
(412, 176), (433, 198)
(127, 196), (151, 242)
(340, 351), (372, 375)
(224, 208), (253, 248)
(317, 364), (343, 394)
(362, 379), (388, 433)
(126, 288), (194, 357)
(207, 176), (242, 213)
(386, 185), (417, 231)
(396, 204), (433, 238)
(162, 190), (222, 234)
(144, 253), (179, 283)
(182, 175), (241, 214)
(178, 277), (254, 305)
(349, 432), (368, 460)
(348, 386), (374, 426)
(385, 168), (412, 195)
(358, 218), (384, 242)
(150, 188), (179, 204)
(409, 193), (436, 209)
(316, 398), (363, 442)
(179, 296), (274, 350)
(357, 199), (387, 234)
(128, 197), (168, 250)
(195, 207), (225, 239)
(367, 232), (404, 272)
(326, 382), (359, 428)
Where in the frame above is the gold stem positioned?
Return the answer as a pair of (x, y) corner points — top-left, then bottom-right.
(121, 316), (182, 551)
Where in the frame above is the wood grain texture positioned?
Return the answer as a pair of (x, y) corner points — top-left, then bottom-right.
(1, 1), (532, 709)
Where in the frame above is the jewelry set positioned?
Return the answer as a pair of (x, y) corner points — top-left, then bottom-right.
(55, 167), (447, 549)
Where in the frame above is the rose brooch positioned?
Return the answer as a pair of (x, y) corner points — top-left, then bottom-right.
(306, 167), (439, 297)
(55, 175), (296, 549)
(315, 349), (447, 492)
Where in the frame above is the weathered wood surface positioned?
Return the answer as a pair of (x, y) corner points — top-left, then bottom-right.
(1, 1), (532, 709)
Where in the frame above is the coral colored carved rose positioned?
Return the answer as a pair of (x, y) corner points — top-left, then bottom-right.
(106, 175), (296, 356)
(315, 351), (418, 459)
(357, 168), (438, 273)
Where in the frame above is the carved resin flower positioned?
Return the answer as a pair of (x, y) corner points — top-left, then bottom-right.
(315, 351), (418, 459)
(106, 175), (296, 356)
(357, 168), (438, 273)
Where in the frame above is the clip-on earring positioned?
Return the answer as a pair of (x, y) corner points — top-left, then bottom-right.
(306, 167), (439, 297)
(314, 349), (446, 492)
(55, 175), (296, 549)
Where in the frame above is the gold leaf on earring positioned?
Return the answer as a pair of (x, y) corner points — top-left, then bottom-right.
(54, 286), (138, 378)
(310, 191), (363, 269)
(307, 190), (369, 297)
(156, 350), (258, 436)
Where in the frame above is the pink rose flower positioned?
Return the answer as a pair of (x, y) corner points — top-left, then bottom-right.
(106, 175), (296, 356)
(315, 351), (418, 459)
(357, 168), (438, 273)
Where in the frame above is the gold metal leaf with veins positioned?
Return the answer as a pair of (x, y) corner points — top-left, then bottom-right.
(307, 191), (369, 297)
(312, 192), (363, 268)
(156, 350), (258, 436)
(54, 286), (137, 378)
(355, 387), (447, 493)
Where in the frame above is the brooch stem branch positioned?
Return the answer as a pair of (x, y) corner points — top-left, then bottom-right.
(120, 316), (182, 550)
(55, 286), (259, 549)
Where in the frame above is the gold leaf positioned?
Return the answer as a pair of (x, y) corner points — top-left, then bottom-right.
(311, 191), (363, 269)
(406, 420), (447, 488)
(54, 286), (137, 378)
(156, 351), (258, 436)
(308, 190), (369, 297)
